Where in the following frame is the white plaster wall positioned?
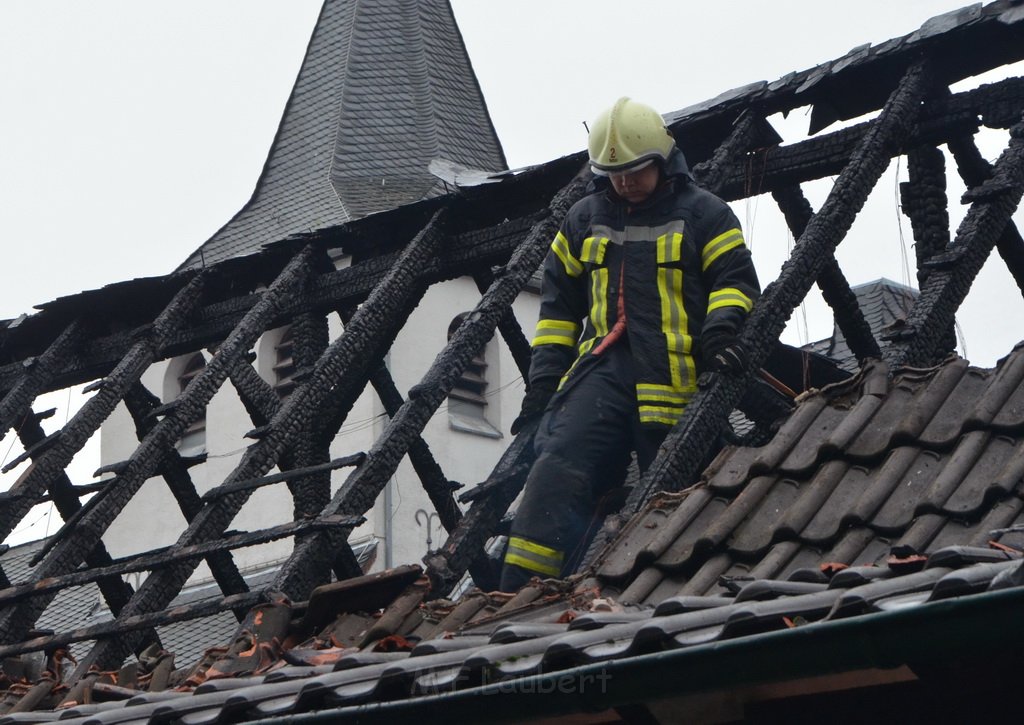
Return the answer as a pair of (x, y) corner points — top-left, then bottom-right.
(99, 276), (541, 583)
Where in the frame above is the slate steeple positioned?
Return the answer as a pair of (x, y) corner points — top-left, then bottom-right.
(179, 0), (506, 269)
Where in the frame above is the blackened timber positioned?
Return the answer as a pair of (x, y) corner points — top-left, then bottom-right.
(274, 170), (592, 600)
(121, 384), (249, 602)
(633, 60), (934, 510)
(0, 247), (317, 648)
(77, 211), (450, 672)
(886, 118), (1024, 368)
(199, 455), (364, 501)
(286, 310), (332, 573)
(14, 412), (135, 618)
(711, 78), (1024, 201)
(473, 270), (532, 380)
(0, 591), (266, 660)
(0, 274), (207, 543)
(902, 144), (956, 355)
(772, 185), (881, 361)
(0, 515), (361, 612)
(227, 357), (281, 426)
(947, 131), (1024, 295)
(365, 359), (462, 534)
(0, 321), (80, 439)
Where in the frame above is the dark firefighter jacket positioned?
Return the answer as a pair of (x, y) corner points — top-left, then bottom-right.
(529, 148), (760, 427)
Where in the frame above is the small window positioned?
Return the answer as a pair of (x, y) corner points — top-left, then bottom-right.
(273, 327), (296, 398)
(176, 353), (207, 456)
(447, 313), (501, 438)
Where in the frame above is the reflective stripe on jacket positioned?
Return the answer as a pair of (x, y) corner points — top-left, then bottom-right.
(528, 149), (760, 427)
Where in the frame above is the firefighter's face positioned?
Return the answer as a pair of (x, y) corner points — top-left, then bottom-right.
(609, 162), (660, 204)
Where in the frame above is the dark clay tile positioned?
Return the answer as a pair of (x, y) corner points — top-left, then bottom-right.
(967, 345), (1024, 429)
(676, 553), (736, 597)
(721, 589), (843, 639)
(733, 579), (829, 602)
(777, 460), (851, 543)
(825, 527), (893, 567)
(653, 495), (731, 571)
(928, 559), (1023, 600)
(729, 477), (808, 556)
(918, 367), (993, 447)
(828, 567), (952, 619)
(409, 634), (491, 656)
(849, 448), (940, 528)
(751, 394), (831, 472)
(488, 622), (570, 644)
(568, 609), (655, 630)
(870, 447), (957, 533)
(897, 513), (947, 553)
(817, 389), (886, 460)
(778, 403), (852, 475)
(748, 541), (804, 579)
(921, 431), (997, 514)
(596, 502), (678, 581)
(801, 464), (873, 543)
(642, 572), (692, 606)
(617, 567), (665, 605)
(828, 565), (895, 588)
(652, 595), (735, 617)
(940, 435), (1022, 516)
(925, 545), (1016, 569)
(638, 487), (716, 563)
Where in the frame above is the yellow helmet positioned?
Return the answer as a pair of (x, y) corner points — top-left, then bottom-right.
(588, 97), (676, 176)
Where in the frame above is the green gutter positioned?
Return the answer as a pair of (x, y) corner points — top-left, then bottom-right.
(250, 586), (1024, 724)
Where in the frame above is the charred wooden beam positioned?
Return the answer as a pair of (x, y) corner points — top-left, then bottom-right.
(75, 211), (450, 672)
(0, 515), (361, 612)
(0, 591), (267, 660)
(632, 59), (934, 510)
(0, 274), (207, 543)
(285, 309), (332, 570)
(362, 355), (462, 535)
(13, 412), (135, 618)
(773, 185), (882, 362)
(0, 321), (81, 439)
(227, 354), (281, 426)
(199, 455), (364, 501)
(0, 247), (317, 647)
(886, 118), (1024, 368)
(712, 77), (1024, 202)
(472, 270), (532, 381)
(947, 130), (1024, 296)
(273, 168), (593, 600)
(901, 143), (957, 354)
(121, 383), (249, 605)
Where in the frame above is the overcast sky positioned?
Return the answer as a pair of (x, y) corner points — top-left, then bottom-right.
(1, 1), (1022, 537)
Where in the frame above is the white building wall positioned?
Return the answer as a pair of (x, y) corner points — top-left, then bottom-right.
(100, 274), (540, 583)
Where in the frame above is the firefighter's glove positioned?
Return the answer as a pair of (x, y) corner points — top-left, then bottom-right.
(511, 377), (558, 435)
(702, 331), (749, 374)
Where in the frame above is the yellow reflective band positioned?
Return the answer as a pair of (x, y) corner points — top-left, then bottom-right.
(504, 553), (562, 577)
(656, 231), (683, 264)
(702, 228), (744, 271)
(708, 287), (754, 313)
(533, 319), (580, 347)
(551, 231), (583, 278)
(505, 536), (564, 577)
(590, 268), (609, 338)
(581, 236), (608, 264)
(636, 386), (691, 405)
(639, 406), (686, 426)
(657, 267), (690, 390)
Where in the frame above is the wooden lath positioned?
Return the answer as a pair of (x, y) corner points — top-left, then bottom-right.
(0, 1), (1020, 691)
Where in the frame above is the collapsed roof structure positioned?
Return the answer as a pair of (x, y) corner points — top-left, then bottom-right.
(0, 0), (1023, 721)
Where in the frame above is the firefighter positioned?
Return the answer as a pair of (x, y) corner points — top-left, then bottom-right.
(499, 97), (760, 592)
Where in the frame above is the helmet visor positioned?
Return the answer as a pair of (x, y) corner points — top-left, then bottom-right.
(591, 158), (655, 178)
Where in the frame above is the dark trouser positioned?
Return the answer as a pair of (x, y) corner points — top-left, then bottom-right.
(500, 344), (666, 592)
